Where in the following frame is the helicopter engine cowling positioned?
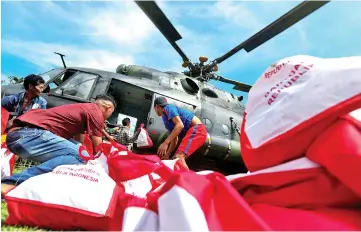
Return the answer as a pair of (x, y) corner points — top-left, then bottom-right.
(116, 64), (168, 80)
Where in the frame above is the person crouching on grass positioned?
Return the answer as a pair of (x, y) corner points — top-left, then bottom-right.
(1, 94), (116, 197)
(153, 96), (207, 169)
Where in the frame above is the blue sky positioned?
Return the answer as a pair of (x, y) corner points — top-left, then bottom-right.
(2, 0), (361, 103)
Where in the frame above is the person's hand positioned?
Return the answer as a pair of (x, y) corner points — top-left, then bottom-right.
(157, 142), (168, 158)
(108, 136), (115, 141)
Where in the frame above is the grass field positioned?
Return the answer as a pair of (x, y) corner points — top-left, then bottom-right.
(1, 165), (46, 231)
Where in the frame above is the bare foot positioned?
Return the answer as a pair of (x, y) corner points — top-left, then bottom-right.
(1, 184), (16, 197)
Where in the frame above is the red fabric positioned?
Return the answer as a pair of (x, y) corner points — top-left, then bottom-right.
(12, 103), (104, 139)
(230, 165), (360, 209)
(306, 114), (361, 197)
(251, 204), (361, 231)
(109, 140), (128, 152)
(107, 153), (172, 182)
(241, 94), (361, 172)
(1, 107), (9, 134)
(177, 124), (207, 157)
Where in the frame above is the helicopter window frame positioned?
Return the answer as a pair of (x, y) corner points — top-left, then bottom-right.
(51, 70), (100, 101)
(46, 69), (78, 92)
(89, 76), (112, 101)
(39, 68), (65, 83)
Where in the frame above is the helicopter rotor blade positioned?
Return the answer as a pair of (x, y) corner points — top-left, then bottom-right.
(135, 1), (190, 62)
(215, 75), (253, 92)
(232, 84), (252, 93)
(214, 0), (330, 64)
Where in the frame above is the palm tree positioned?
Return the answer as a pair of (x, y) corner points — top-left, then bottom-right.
(8, 76), (24, 84)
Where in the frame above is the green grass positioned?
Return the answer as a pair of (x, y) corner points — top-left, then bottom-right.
(1, 166), (47, 231)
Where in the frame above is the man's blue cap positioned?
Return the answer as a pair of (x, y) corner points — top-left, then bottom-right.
(154, 96), (168, 107)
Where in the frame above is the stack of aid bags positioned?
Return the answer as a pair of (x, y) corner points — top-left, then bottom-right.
(235, 55), (361, 230)
(2, 55), (361, 231)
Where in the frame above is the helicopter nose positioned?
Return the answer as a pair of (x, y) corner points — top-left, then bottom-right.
(199, 56), (208, 63)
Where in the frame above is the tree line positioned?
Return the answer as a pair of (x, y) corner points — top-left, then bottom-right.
(1, 76), (24, 85)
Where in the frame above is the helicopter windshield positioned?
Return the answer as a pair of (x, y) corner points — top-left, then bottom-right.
(39, 68), (64, 83)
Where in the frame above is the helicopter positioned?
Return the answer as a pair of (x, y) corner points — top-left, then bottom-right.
(1, 0), (330, 175)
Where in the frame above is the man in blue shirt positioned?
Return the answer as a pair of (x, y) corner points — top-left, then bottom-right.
(154, 96), (207, 169)
(2, 74), (47, 128)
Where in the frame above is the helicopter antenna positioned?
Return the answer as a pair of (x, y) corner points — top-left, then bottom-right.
(230, 117), (241, 136)
(54, 52), (67, 68)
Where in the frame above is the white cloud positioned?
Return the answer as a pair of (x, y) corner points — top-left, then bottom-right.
(2, 39), (134, 72)
(213, 1), (262, 32)
(84, 2), (157, 48)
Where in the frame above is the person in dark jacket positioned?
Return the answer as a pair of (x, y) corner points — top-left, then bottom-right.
(1, 74), (47, 129)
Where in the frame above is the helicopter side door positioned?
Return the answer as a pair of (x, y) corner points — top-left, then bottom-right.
(146, 93), (196, 147)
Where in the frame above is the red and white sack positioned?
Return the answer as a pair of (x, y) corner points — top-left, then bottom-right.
(241, 55), (361, 171)
(306, 108), (361, 197)
(145, 171), (269, 231)
(227, 157), (361, 230)
(107, 152), (174, 196)
(136, 127), (153, 148)
(4, 162), (122, 231)
(1, 143), (15, 180)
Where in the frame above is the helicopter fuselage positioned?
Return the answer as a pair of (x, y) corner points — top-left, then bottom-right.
(1, 65), (248, 174)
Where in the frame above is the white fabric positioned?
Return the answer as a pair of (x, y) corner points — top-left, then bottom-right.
(1, 147), (14, 180)
(137, 128), (152, 148)
(7, 164), (116, 215)
(245, 55), (361, 148)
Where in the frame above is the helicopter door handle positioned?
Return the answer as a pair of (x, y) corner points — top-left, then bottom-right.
(149, 117), (154, 125)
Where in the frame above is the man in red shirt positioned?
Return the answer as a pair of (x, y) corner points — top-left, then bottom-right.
(1, 94), (116, 196)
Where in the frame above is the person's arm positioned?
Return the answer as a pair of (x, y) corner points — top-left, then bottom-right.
(85, 109), (107, 151)
(158, 116), (184, 157)
(165, 116), (184, 144)
(40, 99), (47, 109)
(102, 129), (114, 141)
(74, 134), (85, 145)
(1, 95), (17, 112)
(165, 136), (178, 158)
(90, 135), (102, 153)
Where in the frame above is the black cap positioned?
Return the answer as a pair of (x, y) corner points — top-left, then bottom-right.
(154, 96), (168, 107)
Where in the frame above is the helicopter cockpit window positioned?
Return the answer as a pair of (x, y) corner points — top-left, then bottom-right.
(55, 72), (97, 99)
